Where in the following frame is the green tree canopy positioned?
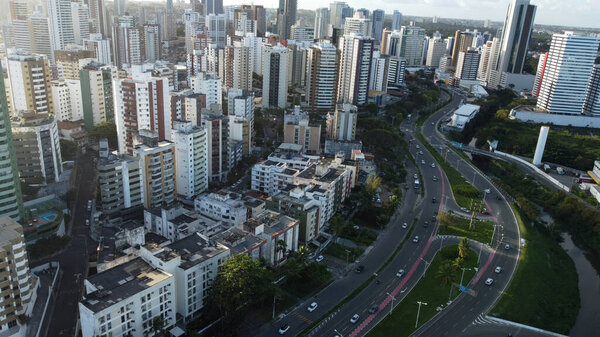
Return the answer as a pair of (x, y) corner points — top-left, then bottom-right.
(88, 121), (118, 149)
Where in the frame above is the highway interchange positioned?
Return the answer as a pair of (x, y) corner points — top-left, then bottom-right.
(253, 88), (539, 337)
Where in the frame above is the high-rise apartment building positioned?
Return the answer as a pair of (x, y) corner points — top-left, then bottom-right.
(52, 79), (83, 122)
(134, 133), (175, 209)
(55, 47), (95, 80)
(371, 9), (385, 43)
(204, 0), (223, 15)
(10, 12), (54, 63)
(227, 88), (255, 133)
(314, 8), (330, 39)
(0, 71), (24, 221)
(201, 104), (229, 182)
(114, 0), (126, 16)
(47, 0), (75, 51)
(344, 12), (372, 37)
(277, 0), (297, 40)
(398, 26), (426, 66)
(337, 34), (374, 105)
(329, 1), (349, 29)
(190, 72), (222, 107)
(291, 25), (315, 43)
(172, 120), (208, 199)
(206, 14), (226, 47)
(332, 103), (358, 141)
(71, 1), (90, 45)
(369, 51), (388, 92)
(478, 38), (500, 83)
(536, 32), (600, 115)
(426, 35), (446, 68)
(283, 106), (321, 153)
(496, 0), (537, 74)
(582, 61), (600, 116)
(80, 62), (117, 130)
(114, 73), (171, 155)
(88, 0), (107, 36)
(112, 19), (144, 68)
(0, 218), (36, 332)
(456, 48), (481, 81)
(306, 41), (339, 112)
(391, 10), (402, 31)
(532, 52), (548, 97)
(6, 50), (54, 115)
(262, 44), (290, 108)
(11, 113), (63, 183)
(451, 30), (474, 67)
(230, 46), (253, 91)
(144, 24), (161, 62)
(84, 34), (113, 65)
(252, 5), (267, 36)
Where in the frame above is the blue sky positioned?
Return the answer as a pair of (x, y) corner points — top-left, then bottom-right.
(221, 0), (600, 28)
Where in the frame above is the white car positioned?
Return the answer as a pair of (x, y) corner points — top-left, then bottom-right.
(350, 314), (360, 324)
(278, 324), (290, 334)
(485, 278), (494, 286)
(431, 163), (436, 168)
(484, 189), (491, 194)
(315, 255), (324, 263)
(413, 236), (419, 243)
(402, 222), (408, 229)
(396, 269), (405, 277)
(307, 302), (318, 312)
(416, 145), (420, 149)
(85, 219), (90, 226)
(414, 173), (418, 179)
(421, 160), (425, 165)
(495, 266), (502, 273)
(505, 244), (510, 250)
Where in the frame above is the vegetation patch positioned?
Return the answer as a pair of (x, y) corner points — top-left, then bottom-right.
(437, 212), (494, 244)
(367, 244), (479, 337)
(27, 235), (71, 260)
(323, 242), (364, 262)
(491, 206), (579, 335)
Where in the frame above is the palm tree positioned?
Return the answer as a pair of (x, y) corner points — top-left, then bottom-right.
(276, 239), (287, 259)
(458, 237), (470, 259)
(296, 246), (311, 266)
(436, 261), (456, 287)
(452, 257), (464, 270)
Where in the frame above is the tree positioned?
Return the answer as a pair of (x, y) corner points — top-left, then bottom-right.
(330, 213), (347, 236)
(458, 237), (470, 259)
(495, 109), (509, 120)
(150, 316), (167, 337)
(60, 139), (77, 161)
(205, 255), (274, 334)
(88, 121), (118, 149)
(436, 261), (456, 287)
(452, 257), (465, 270)
(365, 173), (381, 196)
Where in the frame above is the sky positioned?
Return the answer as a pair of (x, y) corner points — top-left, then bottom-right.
(217, 0), (600, 28)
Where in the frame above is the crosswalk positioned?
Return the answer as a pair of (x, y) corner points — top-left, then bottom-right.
(293, 312), (314, 325)
(472, 314), (510, 326)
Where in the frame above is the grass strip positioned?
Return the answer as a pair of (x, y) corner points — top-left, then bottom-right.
(437, 213), (494, 244)
(490, 206), (579, 335)
(367, 245), (479, 337)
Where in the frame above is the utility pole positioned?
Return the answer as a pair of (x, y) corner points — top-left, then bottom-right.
(415, 301), (428, 328)
(387, 292), (397, 316)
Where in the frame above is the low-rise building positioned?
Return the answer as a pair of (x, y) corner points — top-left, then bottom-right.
(268, 185), (322, 243)
(144, 203), (227, 241)
(79, 258), (176, 337)
(448, 104), (480, 130)
(140, 233), (230, 320)
(98, 144), (143, 217)
(242, 210), (299, 266)
(194, 190), (248, 226)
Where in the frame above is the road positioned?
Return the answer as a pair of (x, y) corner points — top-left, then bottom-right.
(33, 151), (96, 337)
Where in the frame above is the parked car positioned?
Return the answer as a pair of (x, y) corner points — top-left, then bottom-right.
(315, 255), (324, 263)
(85, 219), (90, 226)
(307, 302), (318, 312)
(481, 210), (490, 215)
(350, 314), (360, 324)
(278, 324), (290, 334)
(505, 244), (510, 250)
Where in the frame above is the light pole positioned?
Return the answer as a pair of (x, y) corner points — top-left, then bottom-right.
(472, 171), (477, 185)
(419, 257), (430, 278)
(490, 224), (497, 246)
(460, 268), (472, 288)
(334, 329), (344, 337)
(440, 236), (444, 250)
(415, 301), (428, 328)
(386, 292), (397, 316)
(272, 295), (277, 319)
(477, 243), (484, 264)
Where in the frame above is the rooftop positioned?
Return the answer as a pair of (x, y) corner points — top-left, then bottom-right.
(164, 233), (229, 270)
(212, 227), (265, 255)
(82, 258), (172, 313)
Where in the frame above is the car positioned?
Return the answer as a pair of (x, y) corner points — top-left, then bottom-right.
(353, 225), (360, 230)
(423, 221), (429, 228)
(315, 255), (324, 263)
(485, 278), (494, 286)
(419, 151), (424, 155)
(505, 244), (510, 250)
(278, 324), (290, 334)
(85, 219), (90, 226)
(495, 266), (502, 273)
(481, 210), (490, 215)
(414, 173), (418, 179)
(355, 265), (365, 273)
(460, 207), (468, 212)
(484, 189), (491, 194)
(421, 160), (425, 165)
(396, 269), (405, 277)
(307, 302), (318, 312)
(369, 305), (378, 314)
(402, 222), (408, 229)
(432, 176), (438, 181)
(416, 145), (420, 149)
(350, 314), (360, 324)
(413, 236), (419, 243)
(431, 163), (436, 168)
(431, 122), (435, 125)
(432, 197), (436, 203)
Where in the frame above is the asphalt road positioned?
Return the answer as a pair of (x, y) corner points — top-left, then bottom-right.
(33, 151), (96, 337)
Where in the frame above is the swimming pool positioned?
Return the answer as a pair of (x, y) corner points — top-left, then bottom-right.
(39, 212), (58, 222)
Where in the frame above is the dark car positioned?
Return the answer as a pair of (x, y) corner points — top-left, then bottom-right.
(432, 197), (436, 203)
(424, 221), (429, 228)
(355, 265), (365, 273)
(369, 305), (378, 314)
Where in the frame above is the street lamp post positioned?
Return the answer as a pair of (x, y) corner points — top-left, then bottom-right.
(415, 301), (428, 328)
(386, 292), (397, 316)
(490, 224), (497, 246)
(272, 295), (277, 320)
(472, 171), (477, 185)
(419, 257), (430, 278)
(460, 268), (472, 288)
(334, 329), (344, 337)
(477, 243), (484, 264)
